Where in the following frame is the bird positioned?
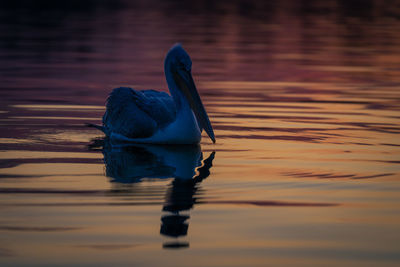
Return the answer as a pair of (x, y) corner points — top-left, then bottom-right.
(89, 44), (215, 145)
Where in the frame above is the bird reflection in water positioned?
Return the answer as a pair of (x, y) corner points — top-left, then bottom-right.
(89, 138), (215, 249)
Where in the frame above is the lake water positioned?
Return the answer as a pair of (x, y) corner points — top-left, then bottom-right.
(0, 1), (400, 266)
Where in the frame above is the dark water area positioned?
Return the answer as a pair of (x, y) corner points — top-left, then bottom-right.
(0, 1), (400, 266)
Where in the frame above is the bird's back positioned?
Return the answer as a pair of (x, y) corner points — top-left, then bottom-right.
(103, 87), (176, 139)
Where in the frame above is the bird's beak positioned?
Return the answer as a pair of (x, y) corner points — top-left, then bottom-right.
(173, 69), (215, 143)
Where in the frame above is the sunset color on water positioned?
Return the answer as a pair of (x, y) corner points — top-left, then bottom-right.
(0, 1), (399, 266)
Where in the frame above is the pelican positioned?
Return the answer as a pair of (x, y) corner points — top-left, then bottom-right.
(90, 44), (215, 145)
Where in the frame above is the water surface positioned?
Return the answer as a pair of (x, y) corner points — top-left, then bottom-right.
(0, 1), (400, 266)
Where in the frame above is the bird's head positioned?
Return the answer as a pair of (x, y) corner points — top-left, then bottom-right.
(164, 44), (215, 143)
(165, 44), (192, 73)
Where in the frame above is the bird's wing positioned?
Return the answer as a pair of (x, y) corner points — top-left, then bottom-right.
(103, 87), (176, 139)
(138, 89), (176, 127)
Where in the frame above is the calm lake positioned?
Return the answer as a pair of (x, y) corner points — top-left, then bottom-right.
(0, 1), (400, 266)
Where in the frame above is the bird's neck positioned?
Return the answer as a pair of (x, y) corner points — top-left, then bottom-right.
(165, 65), (187, 111)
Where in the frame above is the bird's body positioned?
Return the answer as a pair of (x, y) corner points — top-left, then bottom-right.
(95, 44), (215, 145)
(104, 87), (202, 144)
